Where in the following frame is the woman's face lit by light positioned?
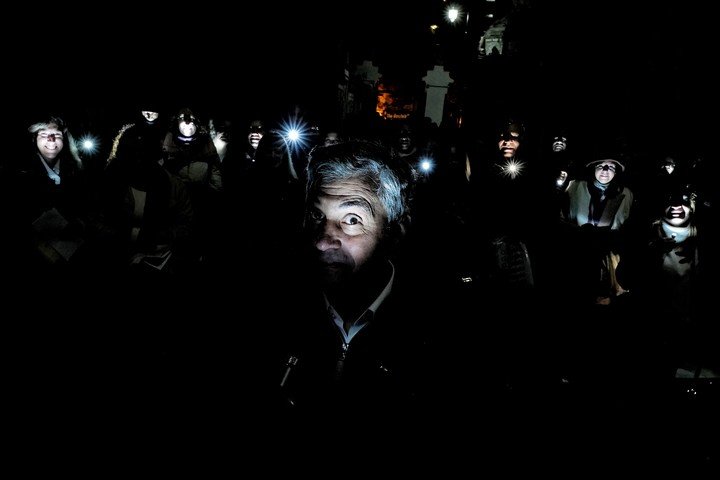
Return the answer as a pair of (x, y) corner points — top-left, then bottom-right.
(664, 204), (691, 227)
(179, 120), (197, 137)
(594, 162), (617, 185)
(36, 124), (64, 162)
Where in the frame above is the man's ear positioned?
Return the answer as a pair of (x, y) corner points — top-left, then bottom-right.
(387, 213), (411, 242)
(398, 213), (411, 238)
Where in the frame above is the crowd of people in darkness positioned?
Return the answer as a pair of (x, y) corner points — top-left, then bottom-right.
(2, 102), (717, 468)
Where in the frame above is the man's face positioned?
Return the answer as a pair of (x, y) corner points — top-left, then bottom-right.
(307, 178), (387, 286)
(248, 130), (263, 149)
(552, 136), (567, 152)
(593, 161), (617, 184)
(142, 111), (159, 123)
(36, 125), (64, 162)
(179, 119), (196, 137)
(498, 132), (520, 158)
(398, 134), (413, 152)
(324, 132), (340, 146)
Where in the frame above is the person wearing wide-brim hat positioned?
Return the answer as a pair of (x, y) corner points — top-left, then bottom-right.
(566, 158), (630, 229)
(584, 158), (625, 173)
(562, 157), (634, 304)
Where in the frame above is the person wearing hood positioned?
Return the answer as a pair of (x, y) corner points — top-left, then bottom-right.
(108, 102), (167, 166)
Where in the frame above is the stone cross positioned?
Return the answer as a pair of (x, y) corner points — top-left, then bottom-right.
(422, 65), (454, 126)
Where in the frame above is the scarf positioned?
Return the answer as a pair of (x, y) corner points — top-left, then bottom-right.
(587, 180), (609, 226)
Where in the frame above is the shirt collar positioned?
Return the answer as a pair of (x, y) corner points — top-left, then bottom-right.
(38, 153), (61, 185)
(324, 261), (395, 344)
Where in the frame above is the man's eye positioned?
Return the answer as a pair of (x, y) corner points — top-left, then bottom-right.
(343, 215), (361, 226)
(309, 210), (324, 222)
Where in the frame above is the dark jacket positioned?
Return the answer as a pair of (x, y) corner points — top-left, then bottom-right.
(272, 263), (456, 422)
(95, 160), (193, 271)
(2, 148), (90, 271)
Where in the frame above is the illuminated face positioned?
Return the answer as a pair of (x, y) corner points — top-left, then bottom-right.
(141, 111), (159, 123)
(398, 133), (413, 153)
(593, 161), (617, 184)
(663, 194), (692, 227)
(307, 178), (387, 285)
(664, 201), (692, 228)
(498, 133), (520, 159)
(179, 119), (196, 137)
(248, 130), (263, 150)
(36, 125), (64, 162)
(552, 136), (567, 152)
(324, 132), (341, 146)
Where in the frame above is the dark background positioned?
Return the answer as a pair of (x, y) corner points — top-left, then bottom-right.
(7, 0), (715, 156)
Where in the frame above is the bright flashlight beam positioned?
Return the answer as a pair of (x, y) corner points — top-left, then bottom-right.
(419, 158), (434, 173)
(446, 6), (460, 22)
(500, 159), (525, 179)
(79, 134), (98, 155)
(277, 117), (311, 151)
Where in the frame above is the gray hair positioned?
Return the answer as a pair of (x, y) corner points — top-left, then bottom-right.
(306, 141), (410, 227)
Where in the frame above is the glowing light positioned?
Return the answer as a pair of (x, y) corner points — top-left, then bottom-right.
(556, 171), (568, 186)
(277, 117), (310, 150)
(273, 117), (312, 181)
(419, 158), (433, 173)
(430, 24), (438, 33)
(79, 134), (98, 155)
(500, 159), (525, 179)
(446, 6), (460, 23)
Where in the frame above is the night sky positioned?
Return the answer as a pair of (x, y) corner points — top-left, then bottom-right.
(9, 0), (714, 154)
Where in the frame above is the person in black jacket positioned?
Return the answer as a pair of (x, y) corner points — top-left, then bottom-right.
(273, 140), (458, 424)
(3, 115), (90, 272)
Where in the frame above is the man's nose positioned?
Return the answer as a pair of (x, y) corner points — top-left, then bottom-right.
(315, 223), (342, 251)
